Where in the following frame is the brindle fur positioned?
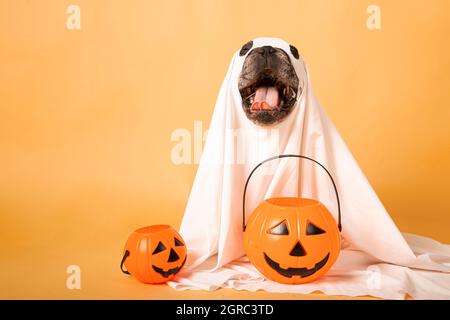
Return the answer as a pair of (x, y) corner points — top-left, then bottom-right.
(238, 46), (300, 126)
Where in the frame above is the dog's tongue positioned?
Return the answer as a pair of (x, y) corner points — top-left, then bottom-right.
(251, 86), (279, 112)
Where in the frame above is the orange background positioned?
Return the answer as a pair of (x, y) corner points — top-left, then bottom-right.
(0, 0), (449, 299)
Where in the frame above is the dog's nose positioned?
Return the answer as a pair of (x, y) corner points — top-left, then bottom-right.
(258, 46), (277, 57)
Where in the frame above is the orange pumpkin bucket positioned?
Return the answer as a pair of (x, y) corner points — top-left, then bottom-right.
(242, 155), (342, 284)
(120, 225), (187, 284)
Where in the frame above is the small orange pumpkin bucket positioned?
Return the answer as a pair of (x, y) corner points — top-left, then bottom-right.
(242, 155), (342, 284)
(120, 225), (187, 284)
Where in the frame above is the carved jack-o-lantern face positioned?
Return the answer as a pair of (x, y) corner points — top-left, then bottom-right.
(121, 225), (187, 284)
(243, 197), (340, 284)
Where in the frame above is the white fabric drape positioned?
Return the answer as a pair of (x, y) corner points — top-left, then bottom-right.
(167, 38), (450, 299)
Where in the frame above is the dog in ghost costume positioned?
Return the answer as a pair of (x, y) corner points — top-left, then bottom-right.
(168, 38), (450, 299)
(238, 40), (300, 126)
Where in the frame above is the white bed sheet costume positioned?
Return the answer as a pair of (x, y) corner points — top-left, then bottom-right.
(167, 38), (450, 299)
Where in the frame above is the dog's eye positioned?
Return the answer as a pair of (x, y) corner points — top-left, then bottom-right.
(239, 40), (253, 56)
(268, 220), (289, 235)
(289, 45), (300, 59)
(306, 221), (325, 235)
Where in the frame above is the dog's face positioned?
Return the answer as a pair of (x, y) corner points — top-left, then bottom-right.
(238, 41), (300, 126)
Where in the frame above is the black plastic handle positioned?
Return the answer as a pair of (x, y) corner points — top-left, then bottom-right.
(120, 250), (131, 275)
(242, 154), (342, 232)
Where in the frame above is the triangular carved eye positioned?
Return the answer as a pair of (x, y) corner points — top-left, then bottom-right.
(152, 241), (166, 255)
(174, 238), (184, 247)
(306, 221), (325, 235)
(268, 220), (289, 235)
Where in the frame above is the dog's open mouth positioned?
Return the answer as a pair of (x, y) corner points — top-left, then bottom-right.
(263, 252), (330, 278)
(242, 76), (297, 113)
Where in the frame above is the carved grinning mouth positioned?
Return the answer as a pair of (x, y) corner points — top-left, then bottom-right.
(263, 253), (330, 278)
(152, 256), (186, 278)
